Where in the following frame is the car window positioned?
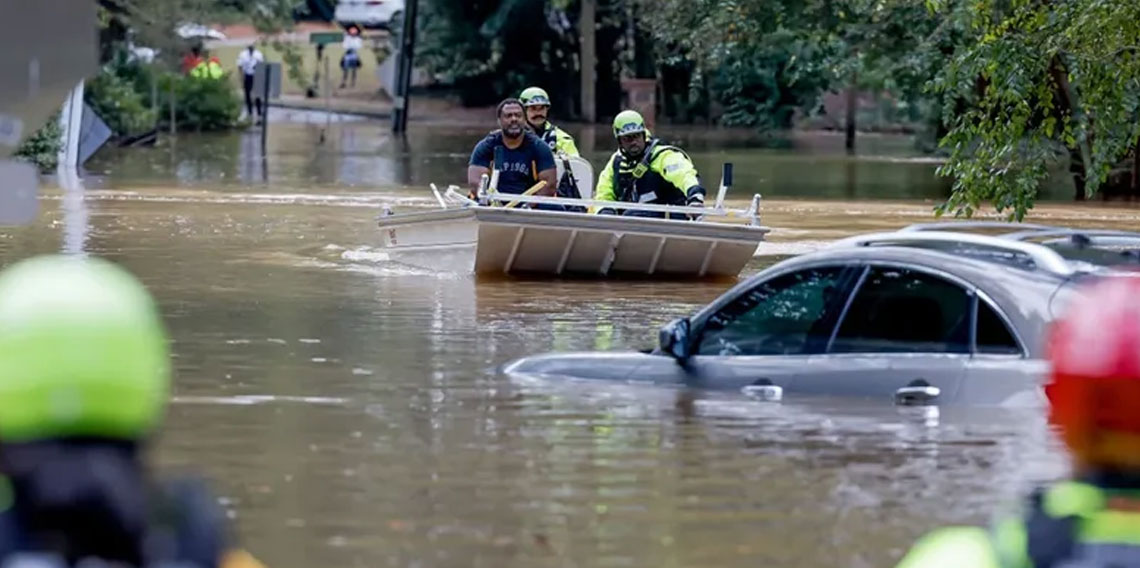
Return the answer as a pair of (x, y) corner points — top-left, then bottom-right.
(830, 266), (970, 354)
(696, 267), (848, 356)
(976, 299), (1021, 355)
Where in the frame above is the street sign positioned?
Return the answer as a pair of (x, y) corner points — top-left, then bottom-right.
(310, 31), (344, 45)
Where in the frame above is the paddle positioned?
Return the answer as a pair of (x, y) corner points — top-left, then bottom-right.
(484, 146), (504, 202)
(503, 180), (548, 209)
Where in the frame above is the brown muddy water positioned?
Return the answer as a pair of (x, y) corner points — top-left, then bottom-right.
(4, 119), (1140, 567)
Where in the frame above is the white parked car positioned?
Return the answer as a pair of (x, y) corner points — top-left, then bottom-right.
(334, 0), (404, 31)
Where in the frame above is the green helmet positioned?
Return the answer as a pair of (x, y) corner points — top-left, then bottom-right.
(613, 110), (647, 138)
(0, 255), (170, 443)
(519, 86), (551, 107)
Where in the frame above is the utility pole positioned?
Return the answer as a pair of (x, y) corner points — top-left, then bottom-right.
(579, 0), (596, 123)
(391, 0), (420, 133)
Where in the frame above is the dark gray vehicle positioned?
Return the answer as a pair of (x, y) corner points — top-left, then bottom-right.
(502, 223), (1140, 406)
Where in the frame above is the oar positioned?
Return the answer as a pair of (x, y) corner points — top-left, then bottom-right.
(487, 146), (504, 197)
(503, 180), (548, 209)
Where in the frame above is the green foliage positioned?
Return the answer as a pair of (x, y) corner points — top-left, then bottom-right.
(84, 46), (241, 135)
(90, 0), (1140, 217)
(272, 40), (309, 94)
(417, 0), (580, 108)
(104, 0), (309, 91)
(932, 1), (1140, 220)
(86, 64), (157, 137)
(158, 73), (243, 131)
(13, 114), (62, 172)
(707, 30), (833, 130)
(103, 0), (217, 69)
(633, 0), (952, 129)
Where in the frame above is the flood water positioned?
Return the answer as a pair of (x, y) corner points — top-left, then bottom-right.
(6, 119), (1140, 567)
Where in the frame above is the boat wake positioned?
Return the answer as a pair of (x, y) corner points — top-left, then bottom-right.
(296, 243), (468, 278)
(753, 239), (835, 257)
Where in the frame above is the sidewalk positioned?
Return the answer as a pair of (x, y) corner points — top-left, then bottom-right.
(271, 93), (392, 118)
(202, 21), (496, 126)
(269, 93), (497, 126)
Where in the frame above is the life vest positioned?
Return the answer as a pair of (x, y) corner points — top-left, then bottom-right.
(1011, 481), (1140, 567)
(609, 139), (692, 207)
(536, 122), (577, 157)
(0, 477), (229, 567)
(537, 122), (558, 150)
(897, 479), (1140, 568)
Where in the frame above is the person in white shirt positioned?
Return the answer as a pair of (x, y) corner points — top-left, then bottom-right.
(236, 44), (265, 122)
(340, 26), (364, 88)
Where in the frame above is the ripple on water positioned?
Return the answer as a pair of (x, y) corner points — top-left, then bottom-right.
(18, 180), (1085, 568)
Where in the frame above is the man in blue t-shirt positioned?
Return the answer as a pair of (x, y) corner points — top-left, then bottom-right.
(467, 99), (558, 207)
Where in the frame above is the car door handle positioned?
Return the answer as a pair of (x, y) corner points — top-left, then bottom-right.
(741, 377), (783, 402)
(895, 379), (940, 406)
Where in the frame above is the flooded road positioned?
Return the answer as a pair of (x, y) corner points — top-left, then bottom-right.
(7, 121), (1140, 567)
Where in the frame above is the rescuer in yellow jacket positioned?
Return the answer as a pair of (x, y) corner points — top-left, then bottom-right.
(0, 254), (267, 568)
(594, 110), (705, 220)
(519, 86), (579, 158)
(190, 56), (225, 80)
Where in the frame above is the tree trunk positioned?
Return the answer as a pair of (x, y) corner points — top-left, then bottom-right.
(1132, 137), (1140, 194)
(579, 0), (596, 123)
(1049, 55), (1094, 200)
(845, 79), (857, 154)
(1070, 147), (1087, 201)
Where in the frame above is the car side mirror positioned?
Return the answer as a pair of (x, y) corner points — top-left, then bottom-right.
(659, 318), (693, 362)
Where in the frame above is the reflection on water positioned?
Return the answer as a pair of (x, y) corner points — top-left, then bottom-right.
(84, 123), (1097, 201)
(11, 131), (1138, 566)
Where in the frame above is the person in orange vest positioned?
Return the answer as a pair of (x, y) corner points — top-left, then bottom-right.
(0, 255), (268, 568)
(182, 45), (204, 75)
(895, 273), (1140, 567)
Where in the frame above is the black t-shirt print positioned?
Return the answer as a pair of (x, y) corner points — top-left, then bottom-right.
(469, 131), (556, 195)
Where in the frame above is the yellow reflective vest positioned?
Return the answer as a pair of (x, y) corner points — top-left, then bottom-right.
(896, 480), (1140, 567)
(191, 59), (225, 80)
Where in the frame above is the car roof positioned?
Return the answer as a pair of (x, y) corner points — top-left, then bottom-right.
(711, 223), (1140, 358)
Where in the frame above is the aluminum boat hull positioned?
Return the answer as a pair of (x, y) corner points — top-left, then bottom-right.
(376, 206), (769, 278)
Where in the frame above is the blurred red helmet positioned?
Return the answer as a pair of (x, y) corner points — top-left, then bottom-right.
(1046, 273), (1140, 468)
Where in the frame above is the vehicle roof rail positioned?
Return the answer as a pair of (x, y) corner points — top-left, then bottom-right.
(830, 231), (1077, 275)
(898, 221), (1059, 234)
(998, 228), (1140, 243)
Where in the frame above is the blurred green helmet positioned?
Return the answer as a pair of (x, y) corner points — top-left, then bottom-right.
(612, 110), (647, 138)
(0, 255), (170, 443)
(519, 86), (551, 107)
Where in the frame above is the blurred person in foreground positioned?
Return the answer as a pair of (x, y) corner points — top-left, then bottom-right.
(895, 273), (1140, 567)
(0, 254), (266, 568)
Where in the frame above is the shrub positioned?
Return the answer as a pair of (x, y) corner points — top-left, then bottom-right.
(85, 67), (157, 137)
(13, 113), (63, 172)
(157, 73), (242, 132)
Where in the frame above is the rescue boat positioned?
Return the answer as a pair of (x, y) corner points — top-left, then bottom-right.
(375, 153), (770, 279)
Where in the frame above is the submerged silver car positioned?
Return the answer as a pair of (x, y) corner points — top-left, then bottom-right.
(502, 222), (1140, 406)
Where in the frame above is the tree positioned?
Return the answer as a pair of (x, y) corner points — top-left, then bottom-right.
(932, 0), (1140, 220)
(417, 0), (583, 110)
(101, 0), (218, 69)
(803, 0), (970, 150)
(629, 0), (954, 132)
(631, 0), (830, 129)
